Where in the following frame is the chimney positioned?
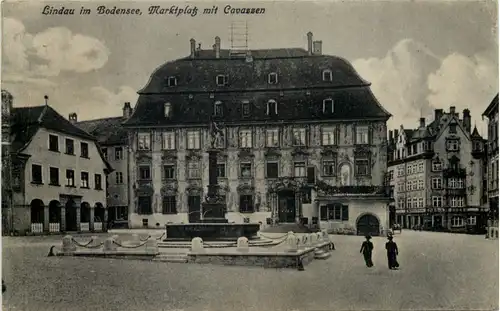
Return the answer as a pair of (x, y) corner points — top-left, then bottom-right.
(434, 109), (443, 121)
(123, 102), (132, 119)
(197, 43), (202, 51)
(68, 113), (78, 124)
(313, 40), (322, 55)
(307, 32), (313, 55)
(215, 36), (221, 59)
(450, 106), (456, 115)
(419, 118), (425, 128)
(190, 38), (196, 58)
(463, 109), (471, 132)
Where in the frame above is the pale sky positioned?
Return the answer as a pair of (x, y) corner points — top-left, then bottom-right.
(2, 0), (498, 135)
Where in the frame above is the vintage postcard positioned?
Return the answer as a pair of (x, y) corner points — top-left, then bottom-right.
(1, 0), (499, 310)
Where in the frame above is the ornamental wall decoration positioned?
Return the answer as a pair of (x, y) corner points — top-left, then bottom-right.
(161, 151), (177, 162)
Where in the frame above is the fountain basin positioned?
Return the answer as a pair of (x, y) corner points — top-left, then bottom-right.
(165, 223), (260, 241)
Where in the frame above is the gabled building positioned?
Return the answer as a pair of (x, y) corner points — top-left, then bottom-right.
(482, 94), (499, 233)
(7, 96), (112, 235)
(388, 107), (488, 233)
(75, 103), (132, 227)
(122, 32), (393, 236)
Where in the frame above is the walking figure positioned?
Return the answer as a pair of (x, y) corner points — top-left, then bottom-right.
(385, 235), (400, 270)
(360, 235), (374, 267)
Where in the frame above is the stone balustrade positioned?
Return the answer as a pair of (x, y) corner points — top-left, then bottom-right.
(237, 237), (249, 252)
(61, 235), (76, 253)
(191, 237), (204, 253)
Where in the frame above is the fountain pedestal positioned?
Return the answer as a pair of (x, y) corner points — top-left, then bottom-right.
(165, 138), (260, 241)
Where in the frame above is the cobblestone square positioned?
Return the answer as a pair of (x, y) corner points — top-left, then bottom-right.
(2, 231), (498, 311)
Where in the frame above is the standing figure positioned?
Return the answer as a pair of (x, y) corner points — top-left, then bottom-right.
(360, 235), (374, 267)
(210, 121), (224, 148)
(385, 235), (400, 269)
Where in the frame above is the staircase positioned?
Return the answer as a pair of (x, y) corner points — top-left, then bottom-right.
(261, 223), (314, 234)
(314, 248), (332, 260)
(153, 253), (189, 263)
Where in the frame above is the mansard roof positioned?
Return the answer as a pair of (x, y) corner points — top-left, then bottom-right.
(124, 87), (391, 127)
(125, 49), (391, 127)
(138, 50), (370, 94)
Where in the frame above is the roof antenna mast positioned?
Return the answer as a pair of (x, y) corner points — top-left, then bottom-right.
(229, 21), (249, 57)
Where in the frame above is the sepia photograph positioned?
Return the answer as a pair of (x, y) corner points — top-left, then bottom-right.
(1, 0), (499, 310)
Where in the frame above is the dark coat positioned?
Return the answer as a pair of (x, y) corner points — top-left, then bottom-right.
(360, 241), (374, 254)
(385, 241), (398, 254)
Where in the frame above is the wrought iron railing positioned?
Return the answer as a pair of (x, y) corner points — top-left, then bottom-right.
(315, 183), (391, 197)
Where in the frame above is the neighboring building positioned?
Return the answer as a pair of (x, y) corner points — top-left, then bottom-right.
(9, 98), (112, 235)
(388, 107), (487, 233)
(482, 94), (499, 231)
(2, 90), (14, 235)
(75, 103), (132, 226)
(122, 32), (393, 235)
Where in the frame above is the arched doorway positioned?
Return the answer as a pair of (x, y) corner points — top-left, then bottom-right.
(65, 199), (78, 231)
(278, 190), (296, 223)
(48, 200), (61, 232)
(80, 202), (91, 231)
(356, 213), (380, 236)
(30, 199), (44, 233)
(94, 202), (105, 231)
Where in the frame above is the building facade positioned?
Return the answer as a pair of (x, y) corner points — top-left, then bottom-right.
(9, 100), (112, 235)
(122, 32), (393, 235)
(482, 94), (499, 231)
(76, 103), (132, 227)
(388, 107), (488, 233)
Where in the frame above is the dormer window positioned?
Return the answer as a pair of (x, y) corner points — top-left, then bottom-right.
(164, 102), (172, 118)
(216, 75), (227, 86)
(266, 100), (278, 116)
(214, 101), (223, 116)
(323, 98), (334, 113)
(322, 69), (333, 81)
(167, 76), (177, 87)
(268, 73), (278, 84)
(242, 101), (250, 117)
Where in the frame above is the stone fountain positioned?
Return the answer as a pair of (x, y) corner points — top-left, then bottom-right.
(165, 120), (260, 241)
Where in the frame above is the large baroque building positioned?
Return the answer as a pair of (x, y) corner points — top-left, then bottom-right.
(122, 32), (393, 235)
(482, 94), (499, 231)
(388, 107), (487, 233)
(75, 103), (132, 226)
(7, 97), (112, 235)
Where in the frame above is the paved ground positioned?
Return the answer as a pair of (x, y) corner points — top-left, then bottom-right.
(2, 230), (498, 311)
